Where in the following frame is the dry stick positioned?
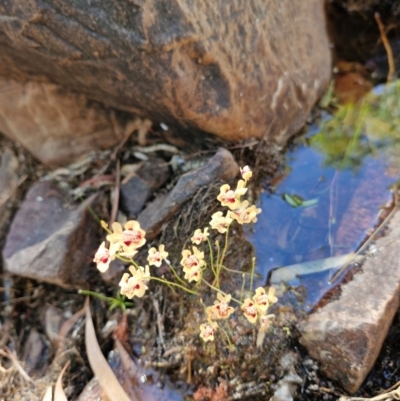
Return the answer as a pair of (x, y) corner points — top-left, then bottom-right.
(152, 297), (166, 350)
(330, 187), (399, 283)
(374, 12), (395, 83)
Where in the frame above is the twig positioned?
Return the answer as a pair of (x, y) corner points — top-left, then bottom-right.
(374, 12), (395, 83)
(0, 348), (33, 383)
(152, 297), (166, 350)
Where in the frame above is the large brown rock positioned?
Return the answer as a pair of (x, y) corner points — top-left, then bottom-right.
(298, 211), (400, 394)
(0, 77), (130, 167)
(0, 1), (331, 143)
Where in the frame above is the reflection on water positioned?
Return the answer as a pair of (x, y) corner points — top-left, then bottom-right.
(248, 123), (398, 311)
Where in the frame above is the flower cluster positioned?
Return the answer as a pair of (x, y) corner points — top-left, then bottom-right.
(215, 165), (261, 226)
(241, 287), (277, 331)
(93, 219), (168, 299)
(91, 165), (277, 347)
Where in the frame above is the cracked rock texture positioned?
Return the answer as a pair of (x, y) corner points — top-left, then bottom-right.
(0, 0), (331, 143)
(298, 211), (400, 394)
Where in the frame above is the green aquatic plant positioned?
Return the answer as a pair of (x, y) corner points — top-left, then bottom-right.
(312, 79), (400, 170)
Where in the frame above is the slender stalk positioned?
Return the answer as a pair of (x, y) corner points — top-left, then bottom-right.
(249, 257), (256, 293)
(79, 289), (116, 303)
(167, 262), (188, 286)
(149, 276), (199, 296)
(219, 323), (234, 350)
(240, 274), (246, 302)
(201, 278), (241, 305)
(214, 240), (221, 288)
(206, 238), (216, 276)
(220, 265), (261, 277)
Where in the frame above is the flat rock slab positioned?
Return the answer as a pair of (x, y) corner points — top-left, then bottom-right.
(120, 158), (170, 218)
(298, 210), (400, 394)
(138, 147), (238, 240)
(3, 181), (99, 288)
(0, 1), (331, 142)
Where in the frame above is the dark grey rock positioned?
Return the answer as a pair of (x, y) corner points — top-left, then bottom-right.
(120, 158), (170, 217)
(138, 148), (238, 240)
(3, 181), (99, 288)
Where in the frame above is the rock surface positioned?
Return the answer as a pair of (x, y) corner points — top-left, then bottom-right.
(120, 158), (170, 218)
(0, 1), (331, 142)
(2, 181), (99, 288)
(138, 148), (238, 239)
(298, 210), (400, 393)
(0, 77), (130, 167)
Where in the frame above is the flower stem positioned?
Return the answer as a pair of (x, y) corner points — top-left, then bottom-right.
(206, 238), (216, 276)
(149, 276), (199, 296)
(240, 274), (246, 302)
(79, 289), (116, 303)
(249, 257), (256, 293)
(201, 278), (241, 305)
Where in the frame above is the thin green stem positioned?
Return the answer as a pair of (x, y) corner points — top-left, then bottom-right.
(206, 238), (216, 276)
(219, 323), (234, 350)
(201, 278), (241, 305)
(149, 276), (199, 296)
(249, 257), (256, 293)
(167, 262), (188, 286)
(214, 240), (221, 288)
(79, 289), (116, 304)
(220, 265), (261, 277)
(240, 274), (246, 302)
(218, 227), (230, 269)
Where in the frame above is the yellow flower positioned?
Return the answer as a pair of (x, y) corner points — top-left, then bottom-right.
(93, 241), (118, 273)
(209, 211), (233, 234)
(191, 228), (209, 245)
(240, 166), (252, 181)
(241, 298), (258, 324)
(259, 314), (275, 332)
(253, 287), (270, 314)
(253, 287), (277, 314)
(184, 267), (202, 283)
(229, 201), (261, 225)
(217, 180), (247, 210)
(180, 246), (205, 272)
(147, 244), (168, 267)
(106, 220), (146, 253)
(119, 265), (150, 299)
(206, 293), (235, 320)
(199, 319), (218, 342)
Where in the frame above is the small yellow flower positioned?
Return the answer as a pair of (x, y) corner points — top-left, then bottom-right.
(253, 287), (269, 314)
(184, 267), (202, 283)
(209, 211), (233, 234)
(229, 201), (261, 225)
(93, 242), (118, 273)
(217, 180), (247, 210)
(206, 293), (235, 320)
(191, 228), (209, 245)
(199, 319), (218, 342)
(106, 220), (146, 253)
(253, 286), (277, 313)
(259, 314), (275, 332)
(180, 246), (205, 272)
(241, 298), (258, 324)
(147, 244), (168, 267)
(119, 265), (150, 299)
(240, 166), (252, 181)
